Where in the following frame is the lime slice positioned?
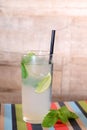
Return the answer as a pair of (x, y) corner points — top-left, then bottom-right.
(35, 73), (51, 93)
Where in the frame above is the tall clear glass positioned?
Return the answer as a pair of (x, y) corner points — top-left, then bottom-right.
(21, 51), (52, 124)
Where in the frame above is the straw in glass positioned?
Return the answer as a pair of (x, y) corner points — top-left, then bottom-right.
(49, 30), (56, 64)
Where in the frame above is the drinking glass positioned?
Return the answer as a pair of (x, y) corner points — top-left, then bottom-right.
(21, 51), (53, 124)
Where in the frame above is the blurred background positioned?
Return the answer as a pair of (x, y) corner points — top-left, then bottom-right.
(0, 0), (87, 103)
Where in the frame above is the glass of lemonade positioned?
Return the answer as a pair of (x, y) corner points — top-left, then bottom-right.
(21, 51), (53, 124)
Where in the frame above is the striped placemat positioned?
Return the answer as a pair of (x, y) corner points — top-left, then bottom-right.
(3, 101), (87, 130)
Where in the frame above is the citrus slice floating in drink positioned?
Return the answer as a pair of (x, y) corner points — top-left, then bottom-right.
(35, 73), (51, 93)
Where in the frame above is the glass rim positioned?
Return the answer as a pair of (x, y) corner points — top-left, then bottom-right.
(22, 50), (53, 57)
(21, 50), (54, 65)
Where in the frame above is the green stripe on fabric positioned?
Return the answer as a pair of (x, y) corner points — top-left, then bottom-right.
(78, 101), (87, 112)
(15, 104), (27, 130)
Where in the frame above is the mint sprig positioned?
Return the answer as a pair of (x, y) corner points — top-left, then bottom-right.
(22, 52), (35, 64)
(42, 106), (78, 128)
(21, 62), (28, 78)
(21, 52), (35, 79)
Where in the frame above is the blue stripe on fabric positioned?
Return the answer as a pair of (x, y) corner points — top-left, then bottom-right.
(68, 101), (87, 128)
(4, 104), (12, 130)
(49, 127), (55, 130)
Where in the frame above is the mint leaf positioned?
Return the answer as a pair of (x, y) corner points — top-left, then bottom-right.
(68, 111), (78, 119)
(58, 111), (68, 123)
(21, 62), (28, 78)
(21, 52), (35, 79)
(42, 110), (58, 128)
(42, 106), (78, 128)
(58, 106), (78, 121)
(22, 52), (35, 64)
(58, 106), (70, 123)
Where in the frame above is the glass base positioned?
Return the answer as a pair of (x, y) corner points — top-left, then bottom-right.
(23, 116), (42, 124)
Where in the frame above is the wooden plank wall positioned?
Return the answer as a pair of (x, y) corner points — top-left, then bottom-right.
(0, 0), (87, 102)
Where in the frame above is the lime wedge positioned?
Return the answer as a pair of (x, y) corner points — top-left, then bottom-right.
(35, 73), (51, 93)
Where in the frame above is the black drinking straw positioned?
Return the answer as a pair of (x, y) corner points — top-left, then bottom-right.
(49, 30), (56, 64)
